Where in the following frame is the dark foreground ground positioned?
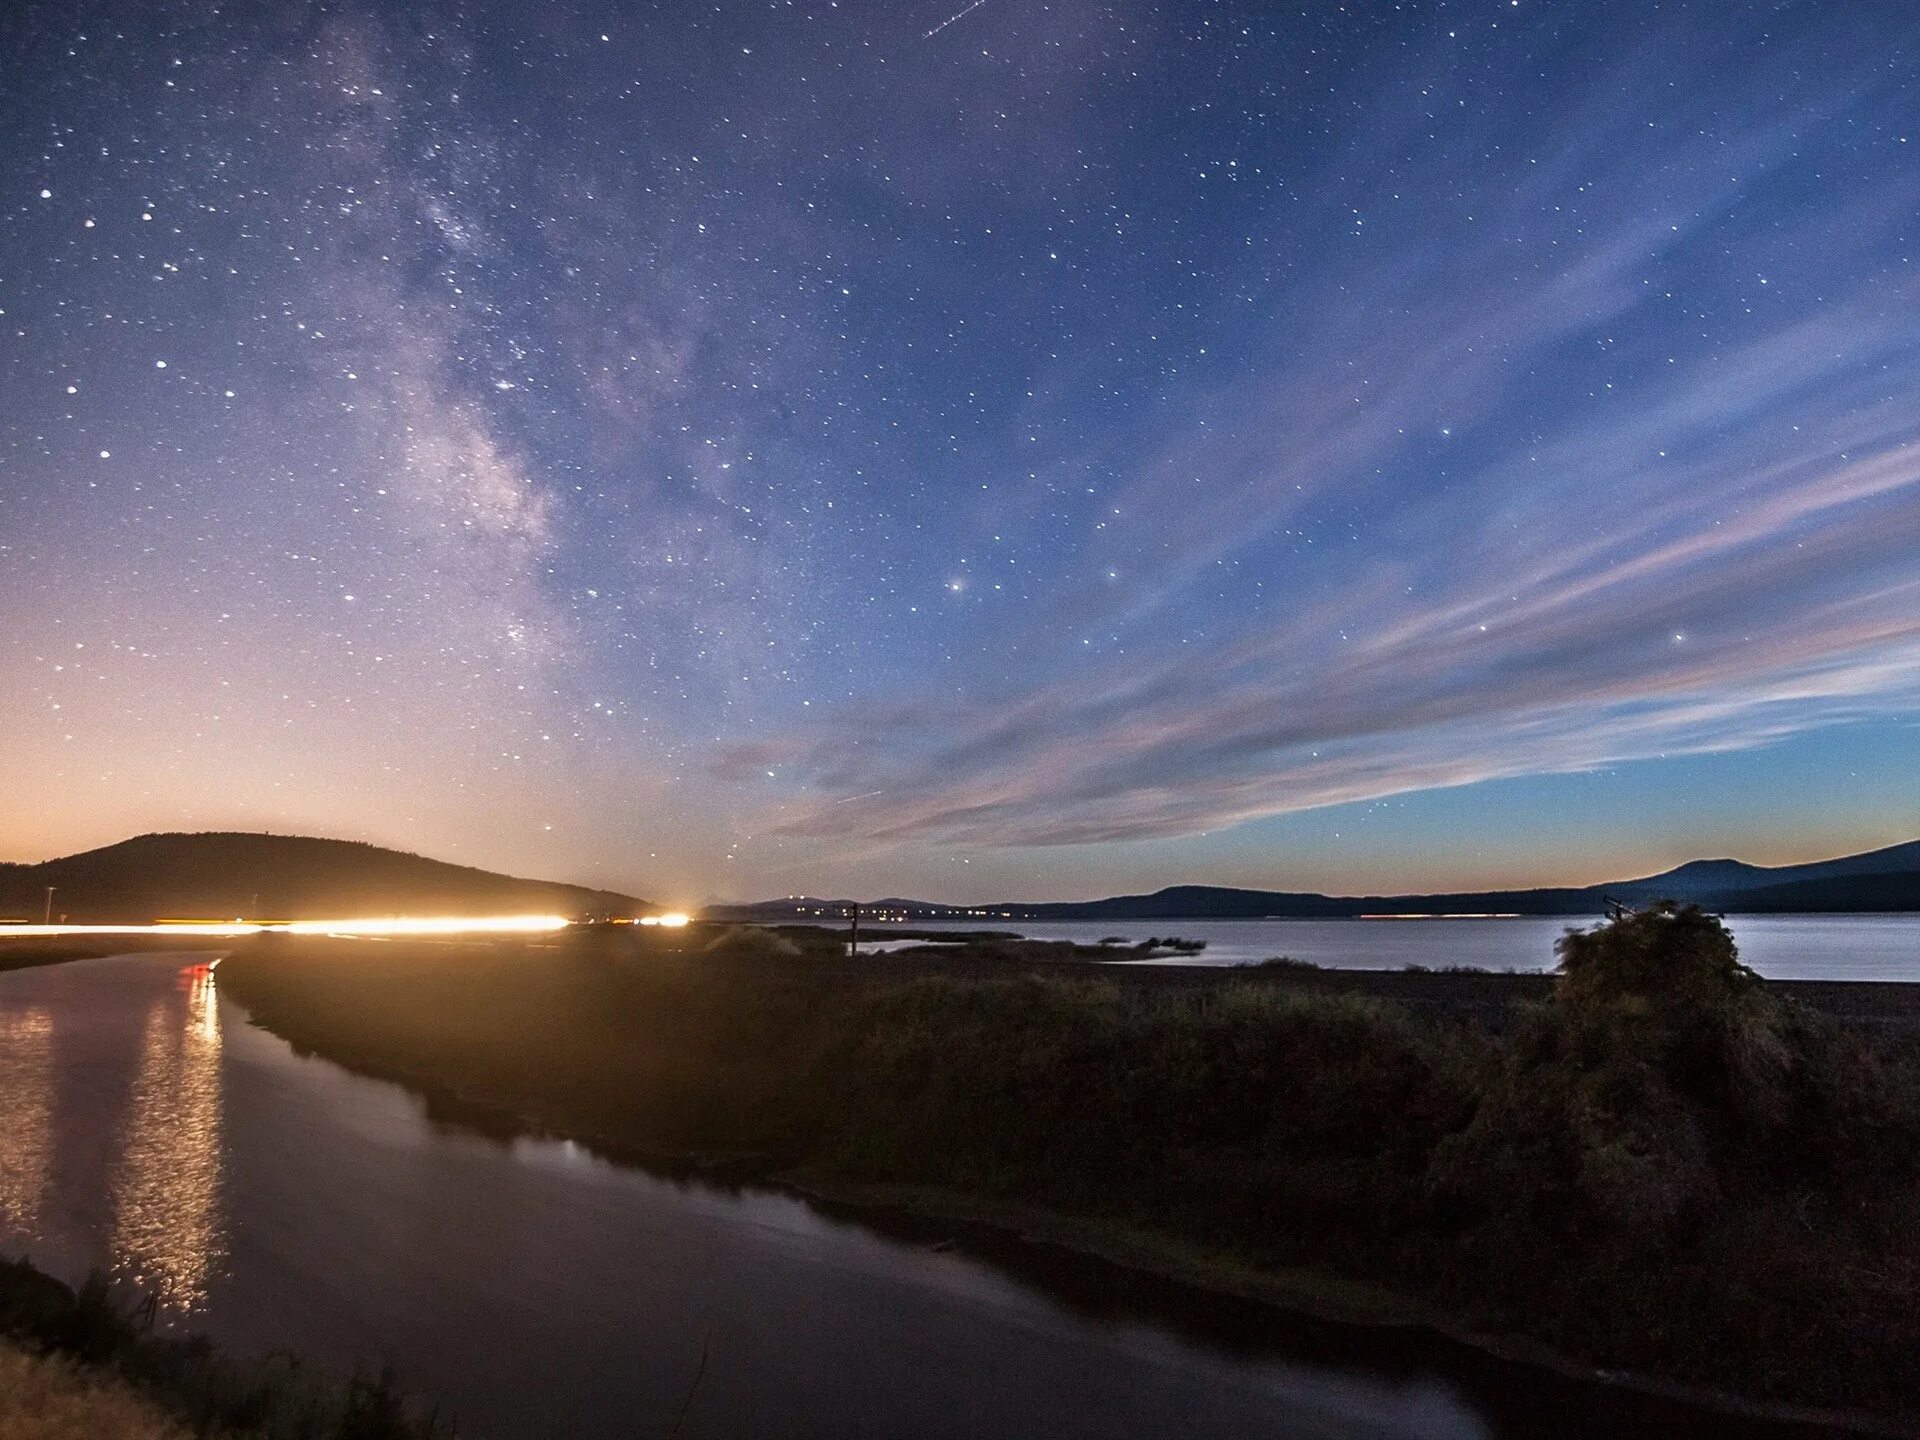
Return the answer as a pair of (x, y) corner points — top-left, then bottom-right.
(0, 1257), (439, 1439)
(210, 918), (1920, 1433)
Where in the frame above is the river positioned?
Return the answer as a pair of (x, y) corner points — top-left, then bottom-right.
(865, 914), (1920, 979)
(0, 952), (1860, 1439)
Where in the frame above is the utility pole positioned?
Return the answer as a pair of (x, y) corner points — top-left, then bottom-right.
(42, 886), (56, 925)
(847, 901), (861, 958)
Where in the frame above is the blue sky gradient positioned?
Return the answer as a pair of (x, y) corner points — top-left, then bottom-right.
(3, 1), (1917, 902)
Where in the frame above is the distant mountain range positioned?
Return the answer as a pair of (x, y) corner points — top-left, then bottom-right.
(0, 832), (645, 923)
(715, 839), (1920, 923)
(9, 831), (1915, 928)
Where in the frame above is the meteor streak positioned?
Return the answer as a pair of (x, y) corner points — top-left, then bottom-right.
(924, 0), (995, 39)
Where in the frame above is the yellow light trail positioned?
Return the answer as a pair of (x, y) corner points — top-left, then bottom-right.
(1356, 913), (1525, 920)
(285, 915), (572, 937)
(0, 915), (574, 939)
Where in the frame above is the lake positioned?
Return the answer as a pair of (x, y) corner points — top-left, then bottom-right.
(0, 952), (1864, 1439)
(866, 914), (1920, 980)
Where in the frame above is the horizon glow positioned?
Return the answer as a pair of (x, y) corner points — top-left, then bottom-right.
(3, 3), (1919, 903)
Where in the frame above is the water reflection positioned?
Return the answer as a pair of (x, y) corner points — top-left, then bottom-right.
(109, 964), (225, 1309)
(0, 1007), (55, 1235)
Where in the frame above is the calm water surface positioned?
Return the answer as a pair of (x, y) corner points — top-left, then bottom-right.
(869, 915), (1920, 979)
(0, 952), (1864, 1439)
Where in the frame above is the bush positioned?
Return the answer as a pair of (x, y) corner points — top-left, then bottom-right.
(1425, 905), (1920, 1402)
(1554, 901), (1756, 1011)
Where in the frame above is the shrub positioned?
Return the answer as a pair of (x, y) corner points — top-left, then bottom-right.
(1425, 905), (1920, 1400)
(1554, 901), (1756, 1013)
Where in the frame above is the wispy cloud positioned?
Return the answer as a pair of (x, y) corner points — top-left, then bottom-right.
(738, 57), (1920, 851)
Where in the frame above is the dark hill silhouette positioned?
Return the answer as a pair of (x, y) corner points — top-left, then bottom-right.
(0, 832), (644, 923)
(1700, 870), (1920, 914)
(717, 838), (1920, 922)
(1004, 883), (1600, 921)
(1609, 839), (1920, 901)
(1618, 857), (1769, 896)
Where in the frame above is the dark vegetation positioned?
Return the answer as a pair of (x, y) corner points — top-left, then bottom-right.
(217, 909), (1920, 1425)
(863, 931), (1207, 962)
(1122, 934), (1208, 955)
(856, 927), (1023, 944)
(0, 831), (642, 923)
(0, 1256), (441, 1438)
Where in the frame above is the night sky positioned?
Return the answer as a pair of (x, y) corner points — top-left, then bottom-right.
(4, 1), (1919, 905)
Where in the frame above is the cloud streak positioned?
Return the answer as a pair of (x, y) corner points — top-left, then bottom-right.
(738, 55), (1920, 852)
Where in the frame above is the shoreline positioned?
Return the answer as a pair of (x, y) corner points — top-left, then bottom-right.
(778, 1174), (1911, 1439)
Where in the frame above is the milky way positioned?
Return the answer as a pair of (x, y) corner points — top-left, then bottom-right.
(4, 2), (1919, 902)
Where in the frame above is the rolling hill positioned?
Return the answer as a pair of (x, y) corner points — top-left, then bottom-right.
(0, 833), (646, 923)
(720, 838), (1920, 922)
(1607, 839), (1920, 902)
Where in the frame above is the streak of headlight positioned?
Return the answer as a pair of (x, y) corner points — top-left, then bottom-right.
(0, 916), (572, 939)
(0, 924), (264, 938)
(282, 916), (570, 937)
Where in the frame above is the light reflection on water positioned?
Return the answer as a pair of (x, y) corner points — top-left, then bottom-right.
(0, 1007), (54, 1235)
(107, 963), (225, 1310)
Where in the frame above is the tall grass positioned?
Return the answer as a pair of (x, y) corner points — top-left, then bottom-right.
(0, 1341), (199, 1439)
(0, 1259), (441, 1439)
(817, 976), (1479, 1255)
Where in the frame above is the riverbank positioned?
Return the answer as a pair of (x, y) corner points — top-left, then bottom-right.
(780, 1174), (1911, 1439)
(0, 934), (253, 974)
(214, 916), (1920, 1432)
(0, 940), (124, 974)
